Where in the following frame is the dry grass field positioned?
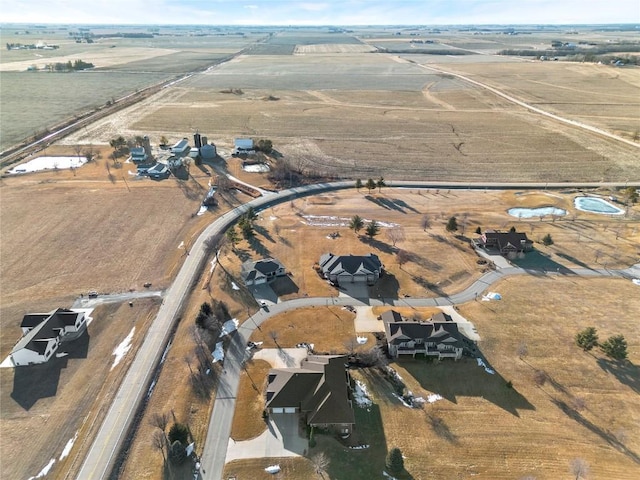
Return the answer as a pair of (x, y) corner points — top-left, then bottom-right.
(0, 298), (160, 480)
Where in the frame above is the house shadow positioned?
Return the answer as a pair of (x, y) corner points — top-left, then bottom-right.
(511, 250), (567, 275)
(554, 252), (594, 271)
(401, 356), (535, 416)
(597, 358), (639, 393)
(270, 276), (299, 296)
(552, 398), (640, 464)
(374, 273), (400, 302)
(11, 330), (90, 410)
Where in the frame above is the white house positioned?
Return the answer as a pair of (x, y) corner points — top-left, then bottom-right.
(11, 308), (87, 366)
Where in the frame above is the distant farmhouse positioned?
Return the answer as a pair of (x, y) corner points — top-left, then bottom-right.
(11, 308), (87, 366)
(319, 253), (383, 285)
(382, 310), (474, 360)
(265, 355), (355, 435)
(241, 258), (286, 286)
(474, 230), (533, 258)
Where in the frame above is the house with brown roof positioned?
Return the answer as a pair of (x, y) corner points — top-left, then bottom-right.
(265, 355), (355, 436)
(474, 230), (533, 257)
(382, 310), (472, 360)
(319, 253), (382, 286)
(11, 308), (87, 366)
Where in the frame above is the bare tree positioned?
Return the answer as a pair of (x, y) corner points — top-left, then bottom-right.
(343, 337), (358, 356)
(269, 330), (280, 348)
(570, 458), (590, 480)
(150, 411), (170, 432)
(421, 214), (431, 231)
(396, 249), (410, 269)
(571, 396), (586, 412)
(311, 452), (330, 478)
(517, 342), (528, 359)
(533, 370), (548, 387)
(386, 226), (406, 247)
(152, 430), (168, 464)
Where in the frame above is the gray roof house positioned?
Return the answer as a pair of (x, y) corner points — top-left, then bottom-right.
(11, 308), (87, 366)
(319, 253), (382, 285)
(241, 258), (286, 286)
(266, 355), (355, 435)
(128, 147), (148, 164)
(382, 310), (471, 360)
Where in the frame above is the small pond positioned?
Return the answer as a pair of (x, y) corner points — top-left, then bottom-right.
(574, 196), (624, 215)
(508, 207), (567, 218)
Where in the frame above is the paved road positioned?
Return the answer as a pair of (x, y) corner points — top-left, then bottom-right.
(77, 181), (638, 479)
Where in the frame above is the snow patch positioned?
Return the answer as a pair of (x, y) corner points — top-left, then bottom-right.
(356, 336), (368, 345)
(178, 241), (185, 250)
(197, 205), (208, 216)
(212, 342), (224, 363)
(111, 327), (135, 370)
(219, 318), (239, 337)
(265, 465), (281, 474)
(392, 392), (414, 408)
(427, 394), (443, 403)
(59, 431), (78, 460)
(8, 156), (87, 174)
(632, 279), (640, 286)
(482, 292), (502, 301)
(231, 281), (240, 290)
(477, 357), (495, 375)
(30, 458), (55, 479)
(353, 380), (372, 407)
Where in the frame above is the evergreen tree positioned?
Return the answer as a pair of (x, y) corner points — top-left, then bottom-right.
(575, 327), (598, 351)
(600, 334), (628, 360)
(349, 215), (364, 234)
(446, 216), (458, 232)
(365, 220), (380, 239)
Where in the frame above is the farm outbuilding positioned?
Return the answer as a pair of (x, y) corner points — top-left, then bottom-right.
(200, 143), (216, 161)
(171, 138), (191, 157)
(233, 138), (255, 156)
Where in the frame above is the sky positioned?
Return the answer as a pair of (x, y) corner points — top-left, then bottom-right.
(1, 0), (638, 26)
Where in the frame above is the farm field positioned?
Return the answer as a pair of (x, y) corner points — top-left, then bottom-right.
(55, 41), (639, 182)
(0, 26), (264, 152)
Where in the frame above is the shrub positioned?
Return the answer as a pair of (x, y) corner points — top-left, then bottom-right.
(168, 422), (189, 445)
(542, 233), (554, 246)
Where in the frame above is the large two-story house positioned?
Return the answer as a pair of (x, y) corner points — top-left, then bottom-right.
(382, 310), (472, 360)
(319, 253), (382, 286)
(11, 308), (87, 366)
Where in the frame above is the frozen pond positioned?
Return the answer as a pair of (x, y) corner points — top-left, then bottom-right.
(574, 196), (624, 215)
(508, 207), (567, 218)
(7, 156), (87, 174)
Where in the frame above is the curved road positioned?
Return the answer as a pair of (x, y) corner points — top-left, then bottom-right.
(76, 181), (639, 479)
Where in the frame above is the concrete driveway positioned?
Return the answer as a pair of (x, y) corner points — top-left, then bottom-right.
(225, 413), (307, 462)
(338, 282), (370, 299)
(353, 306), (384, 333)
(253, 348), (308, 368)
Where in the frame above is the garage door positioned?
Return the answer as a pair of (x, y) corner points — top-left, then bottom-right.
(284, 407), (296, 414)
(271, 407), (284, 413)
